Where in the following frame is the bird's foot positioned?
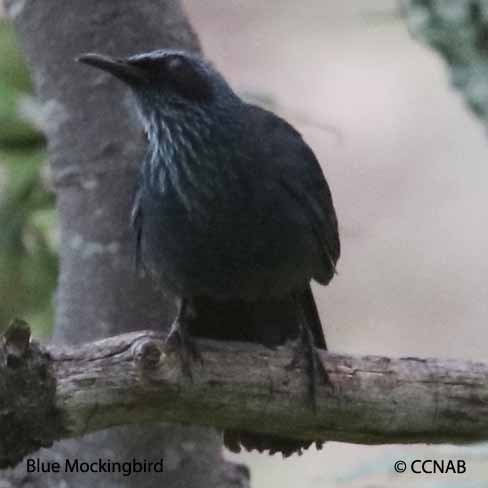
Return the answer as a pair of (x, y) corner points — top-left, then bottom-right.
(287, 328), (331, 412)
(165, 316), (202, 380)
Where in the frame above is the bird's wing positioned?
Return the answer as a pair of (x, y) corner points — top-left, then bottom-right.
(246, 104), (340, 283)
(279, 138), (340, 282)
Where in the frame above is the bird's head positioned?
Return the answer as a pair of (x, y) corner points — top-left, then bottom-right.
(76, 49), (237, 123)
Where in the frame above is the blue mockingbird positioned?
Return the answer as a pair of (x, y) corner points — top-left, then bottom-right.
(77, 49), (340, 456)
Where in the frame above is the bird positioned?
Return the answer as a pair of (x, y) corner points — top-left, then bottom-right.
(77, 49), (340, 457)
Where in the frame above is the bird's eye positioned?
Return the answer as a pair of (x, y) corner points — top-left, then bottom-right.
(128, 53), (213, 103)
(166, 56), (184, 71)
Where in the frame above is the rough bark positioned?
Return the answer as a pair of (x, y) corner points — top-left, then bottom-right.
(2, 1), (248, 486)
(403, 0), (488, 123)
(2, 321), (488, 469)
(0, 320), (63, 468)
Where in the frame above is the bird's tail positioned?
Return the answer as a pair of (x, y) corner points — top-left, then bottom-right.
(188, 284), (326, 457)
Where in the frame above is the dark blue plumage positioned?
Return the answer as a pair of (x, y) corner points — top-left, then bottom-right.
(77, 49), (340, 456)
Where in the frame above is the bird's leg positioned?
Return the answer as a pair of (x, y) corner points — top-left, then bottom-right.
(165, 297), (202, 378)
(289, 297), (331, 412)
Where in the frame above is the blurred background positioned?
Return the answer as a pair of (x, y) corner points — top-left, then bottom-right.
(1, 0), (488, 485)
(0, 5), (55, 334)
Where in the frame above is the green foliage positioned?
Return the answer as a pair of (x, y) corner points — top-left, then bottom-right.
(0, 81), (44, 147)
(0, 20), (56, 337)
(0, 20), (32, 92)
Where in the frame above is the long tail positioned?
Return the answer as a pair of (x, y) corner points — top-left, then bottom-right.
(188, 284), (326, 457)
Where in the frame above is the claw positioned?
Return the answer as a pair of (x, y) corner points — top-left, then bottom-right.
(165, 298), (203, 379)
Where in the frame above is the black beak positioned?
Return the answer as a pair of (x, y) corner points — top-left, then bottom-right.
(76, 53), (146, 84)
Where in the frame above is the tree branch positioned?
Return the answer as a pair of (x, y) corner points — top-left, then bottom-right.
(1, 320), (488, 468)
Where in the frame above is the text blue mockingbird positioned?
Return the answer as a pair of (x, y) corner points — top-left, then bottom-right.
(77, 49), (340, 456)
